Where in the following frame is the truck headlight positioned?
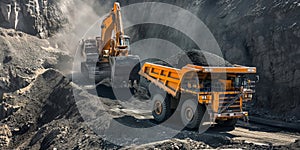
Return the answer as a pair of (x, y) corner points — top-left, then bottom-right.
(244, 94), (253, 99)
(248, 94), (253, 98)
(202, 96), (207, 100)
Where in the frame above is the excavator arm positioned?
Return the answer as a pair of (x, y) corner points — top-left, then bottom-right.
(99, 2), (128, 57)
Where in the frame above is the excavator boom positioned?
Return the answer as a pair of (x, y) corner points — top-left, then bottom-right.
(99, 2), (129, 57)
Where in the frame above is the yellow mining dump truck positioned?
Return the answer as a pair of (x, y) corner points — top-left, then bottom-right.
(139, 62), (256, 129)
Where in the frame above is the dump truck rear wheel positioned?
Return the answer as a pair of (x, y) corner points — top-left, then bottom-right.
(180, 99), (204, 129)
(152, 93), (171, 123)
(216, 118), (238, 127)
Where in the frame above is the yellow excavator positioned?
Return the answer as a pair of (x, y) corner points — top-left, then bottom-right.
(81, 2), (140, 87)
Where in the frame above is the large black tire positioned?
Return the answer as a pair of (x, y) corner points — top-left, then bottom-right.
(216, 118), (238, 127)
(152, 93), (172, 123)
(180, 99), (205, 129)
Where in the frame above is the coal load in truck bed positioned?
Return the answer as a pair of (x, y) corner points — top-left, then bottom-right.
(155, 49), (233, 68)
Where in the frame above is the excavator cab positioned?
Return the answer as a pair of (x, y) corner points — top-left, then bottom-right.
(121, 35), (131, 51)
(117, 35), (131, 56)
(119, 35), (130, 48)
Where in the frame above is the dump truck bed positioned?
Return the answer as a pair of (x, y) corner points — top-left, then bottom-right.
(139, 62), (256, 97)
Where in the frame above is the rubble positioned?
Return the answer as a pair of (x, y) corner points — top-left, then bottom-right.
(0, 102), (20, 120)
(0, 124), (11, 147)
(124, 138), (212, 149)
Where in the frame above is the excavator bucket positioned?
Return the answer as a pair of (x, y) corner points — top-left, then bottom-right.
(110, 55), (141, 88)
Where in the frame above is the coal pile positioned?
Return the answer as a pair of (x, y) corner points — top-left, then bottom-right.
(0, 68), (120, 149)
(166, 49), (232, 68)
(0, 28), (72, 93)
(0, 27), (123, 148)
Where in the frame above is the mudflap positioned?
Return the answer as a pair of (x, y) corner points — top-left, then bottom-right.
(110, 55), (141, 88)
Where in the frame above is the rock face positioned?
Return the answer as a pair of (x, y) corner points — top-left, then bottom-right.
(192, 0), (300, 120)
(120, 0), (300, 120)
(197, 0), (300, 119)
(0, 0), (67, 38)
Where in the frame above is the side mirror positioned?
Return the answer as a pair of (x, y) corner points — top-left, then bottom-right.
(256, 75), (260, 83)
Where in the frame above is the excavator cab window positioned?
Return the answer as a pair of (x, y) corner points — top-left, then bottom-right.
(124, 37), (130, 51)
(119, 37), (123, 46)
(118, 36), (130, 51)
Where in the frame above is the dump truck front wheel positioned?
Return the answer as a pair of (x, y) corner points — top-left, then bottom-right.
(180, 99), (204, 129)
(152, 93), (171, 123)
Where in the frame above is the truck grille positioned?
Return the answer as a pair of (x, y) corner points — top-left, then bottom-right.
(219, 94), (241, 113)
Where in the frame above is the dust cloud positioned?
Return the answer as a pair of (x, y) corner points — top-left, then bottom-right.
(49, 0), (114, 72)
(51, 0), (113, 54)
